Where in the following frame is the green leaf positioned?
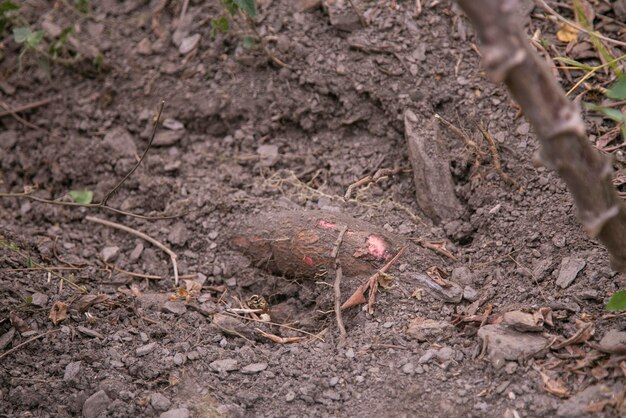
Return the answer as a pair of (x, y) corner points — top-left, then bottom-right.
(585, 102), (626, 123)
(26, 30), (43, 49)
(555, 57), (593, 72)
(25, 295), (32, 304)
(607, 77), (626, 100)
(210, 16), (229, 36)
(606, 290), (626, 311)
(242, 36), (254, 49)
(0, 1), (18, 14)
(234, 0), (256, 17)
(222, 0), (239, 15)
(13, 26), (31, 43)
(26, 257), (33, 268)
(69, 190), (93, 204)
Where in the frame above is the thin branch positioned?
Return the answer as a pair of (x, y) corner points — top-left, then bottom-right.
(85, 216), (180, 286)
(102, 100), (164, 205)
(0, 97), (55, 118)
(0, 329), (61, 361)
(534, 0), (626, 48)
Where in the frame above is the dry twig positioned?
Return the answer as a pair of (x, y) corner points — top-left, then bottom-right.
(0, 329), (61, 361)
(85, 216), (180, 286)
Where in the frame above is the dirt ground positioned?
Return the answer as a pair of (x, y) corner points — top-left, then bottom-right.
(1, 0), (625, 417)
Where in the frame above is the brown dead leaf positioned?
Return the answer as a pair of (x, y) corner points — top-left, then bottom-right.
(411, 288), (423, 300)
(49, 301), (68, 325)
(185, 279), (203, 299)
(539, 370), (570, 398)
(557, 24), (578, 43)
(590, 365), (609, 380)
(341, 284), (367, 310)
(377, 273), (394, 289)
(426, 266), (449, 287)
(71, 294), (109, 312)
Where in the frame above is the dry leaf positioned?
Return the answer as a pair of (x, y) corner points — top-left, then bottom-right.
(590, 365), (609, 380)
(72, 294), (109, 312)
(539, 370), (570, 398)
(411, 288), (423, 300)
(378, 273), (394, 289)
(184, 279), (203, 298)
(49, 301), (68, 325)
(556, 23), (578, 43)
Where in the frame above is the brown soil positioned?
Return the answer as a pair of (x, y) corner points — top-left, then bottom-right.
(1, 1), (625, 417)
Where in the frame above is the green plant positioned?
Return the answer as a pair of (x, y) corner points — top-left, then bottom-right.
(606, 290), (626, 311)
(0, 0), (18, 33)
(210, 0), (257, 38)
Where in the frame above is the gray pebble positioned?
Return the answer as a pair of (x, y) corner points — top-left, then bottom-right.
(83, 390), (110, 418)
(173, 353), (186, 366)
(240, 363), (268, 374)
(136, 342), (157, 357)
(100, 246), (120, 262)
(63, 361), (82, 382)
(150, 393), (172, 412)
(210, 359), (238, 373)
(159, 408), (190, 418)
(285, 391), (296, 402)
(162, 301), (187, 315)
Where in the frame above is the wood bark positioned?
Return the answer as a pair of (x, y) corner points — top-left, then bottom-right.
(456, 0), (626, 271)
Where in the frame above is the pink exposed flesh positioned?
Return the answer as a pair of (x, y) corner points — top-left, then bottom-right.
(367, 235), (388, 259)
(317, 220), (336, 229)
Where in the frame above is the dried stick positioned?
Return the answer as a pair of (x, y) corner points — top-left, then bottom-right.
(102, 100), (164, 205)
(85, 215), (180, 286)
(0, 329), (61, 361)
(478, 122), (522, 191)
(456, 0), (626, 272)
(332, 226), (349, 348)
(0, 97), (55, 118)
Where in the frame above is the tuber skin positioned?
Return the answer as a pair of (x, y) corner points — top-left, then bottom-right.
(231, 210), (406, 279)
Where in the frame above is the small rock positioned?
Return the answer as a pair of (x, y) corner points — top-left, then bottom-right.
(30, 292), (49, 307)
(436, 346), (454, 361)
(285, 391), (296, 402)
(598, 329), (626, 351)
(153, 130), (184, 146)
(406, 317), (454, 342)
(0, 328), (16, 350)
(129, 243), (144, 262)
(162, 301), (187, 315)
(451, 267), (474, 285)
(345, 348), (355, 359)
(418, 350), (436, 364)
(516, 122), (530, 135)
(187, 351), (199, 361)
(257, 144), (279, 167)
(179, 34), (200, 54)
(0, 130), (18, 149)
(64, 361), (82, 382)
(402, 363), (414, 374)
(136, 37), (152, 55)
(83, 390), (110, 418)
(163, 119), (184, 131)
(100, 246), (120, 262)
(322, 389), (341, 401)
(212, 313), (256, 340)
(103, 127), (137, 157)
(136, 342), (157, 357)
(160, 408), (190, 418)
(329, 377), (339, 386)
(241, 363), (268, 374)
(167, 223), (189, 246)
(463, 286), (479, 302)
(502, 310), (545, 332)
(557, 384), (620, 417)
(150, 393), (171, 412)
(210, 359), (239, 373)
(532, 257), (554, 281)
(478, 324), (549, 366)
(173, 353), (186, 366)
(77, 326), (104, 339)
(556, 257), (586, 288)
